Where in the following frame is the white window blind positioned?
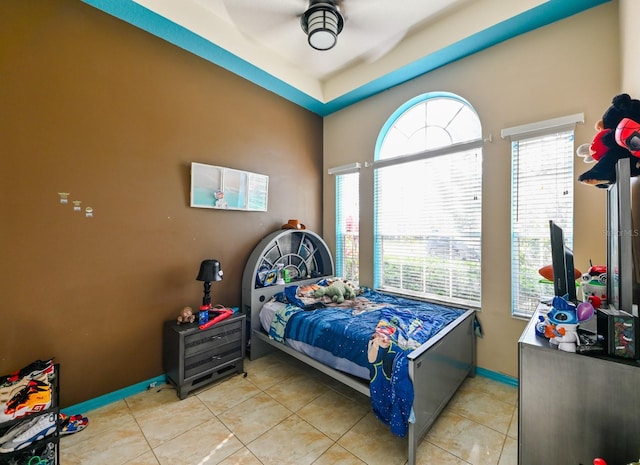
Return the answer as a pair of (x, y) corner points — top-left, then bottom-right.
(373, 93), (482, 307)
(336, 172), (359, 281)
(510, 129), (575, 318)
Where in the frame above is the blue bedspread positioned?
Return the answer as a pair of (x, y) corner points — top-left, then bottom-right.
(275, 286), (465, 436)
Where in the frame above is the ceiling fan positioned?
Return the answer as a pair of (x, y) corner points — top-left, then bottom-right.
(220, 0), (399, 53)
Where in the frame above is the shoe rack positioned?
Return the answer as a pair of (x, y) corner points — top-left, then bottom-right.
(0, 364), (60, 465)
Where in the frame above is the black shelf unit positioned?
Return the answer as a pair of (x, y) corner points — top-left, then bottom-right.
(0, 364), (60, 465)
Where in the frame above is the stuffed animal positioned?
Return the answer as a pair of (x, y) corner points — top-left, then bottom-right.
(314, 280), (357, 304)
(578, 93), (640, 188)
(176, 306), (195, 324)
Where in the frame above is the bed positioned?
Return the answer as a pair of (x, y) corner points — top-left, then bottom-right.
(241, 229), (476, 465)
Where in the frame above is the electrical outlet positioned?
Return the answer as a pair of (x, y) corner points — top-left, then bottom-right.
(147, 381), (157, 390)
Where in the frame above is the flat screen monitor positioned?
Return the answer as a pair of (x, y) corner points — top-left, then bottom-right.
(549, 220), (577, 303)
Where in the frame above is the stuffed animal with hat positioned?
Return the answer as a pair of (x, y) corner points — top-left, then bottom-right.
(578, 93), (640, 188)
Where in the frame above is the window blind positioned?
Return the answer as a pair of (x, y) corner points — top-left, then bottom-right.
(510, 130), (575, 318)
(336, 172), (359, 281)
(374, 148), (482, 307)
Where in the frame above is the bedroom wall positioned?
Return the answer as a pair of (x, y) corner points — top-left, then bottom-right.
(0, 0), (323, 407)
(322, 2), (620, 378)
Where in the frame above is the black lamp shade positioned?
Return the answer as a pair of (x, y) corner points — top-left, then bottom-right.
(196, 259), (223, 282)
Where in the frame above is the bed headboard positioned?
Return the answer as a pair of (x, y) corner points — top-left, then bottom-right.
(241, 228), (335, 347)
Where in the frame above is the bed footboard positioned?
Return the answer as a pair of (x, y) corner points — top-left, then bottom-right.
(406, 308), (476, 465)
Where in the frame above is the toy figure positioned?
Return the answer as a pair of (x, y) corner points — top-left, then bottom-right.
(538, 296), (594, 352)
(578, 94), (640, 188)
(176, 306), (195, 324)
(214, 190), (228, 208)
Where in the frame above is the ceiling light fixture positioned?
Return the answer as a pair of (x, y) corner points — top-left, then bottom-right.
(300, 1), (344, 51)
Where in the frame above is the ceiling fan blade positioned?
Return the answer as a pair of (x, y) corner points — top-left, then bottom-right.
(221, 0), (305, 37)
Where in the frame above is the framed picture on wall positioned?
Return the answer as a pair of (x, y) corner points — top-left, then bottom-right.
(190, 162), (268, 211)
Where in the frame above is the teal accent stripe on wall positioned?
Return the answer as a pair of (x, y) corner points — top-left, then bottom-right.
(61, 375), (166, 416)
(83, 0), (610, 117)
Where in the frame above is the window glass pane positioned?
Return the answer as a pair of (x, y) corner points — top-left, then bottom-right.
(336, 173), (359, 281)
(511, 130), (574, 318)
(374, 93), (482, 307)
(379, 96), (482, 160)
(374, 150), (481, 306)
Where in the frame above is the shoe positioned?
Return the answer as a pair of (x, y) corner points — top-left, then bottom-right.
(59, 413), (89, 435)
(0, 412), (57, 452)
(0, 359), (54, 388)
(0, 372), (49, 405)
(2, 380), (51, 421)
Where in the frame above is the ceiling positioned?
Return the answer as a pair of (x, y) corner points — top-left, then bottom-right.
(83, 0), (609, 116)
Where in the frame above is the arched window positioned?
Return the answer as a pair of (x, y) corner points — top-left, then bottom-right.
(374, 92), (483, 307)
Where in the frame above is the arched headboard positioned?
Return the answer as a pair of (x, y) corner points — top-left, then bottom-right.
(241, 229), (335, 358)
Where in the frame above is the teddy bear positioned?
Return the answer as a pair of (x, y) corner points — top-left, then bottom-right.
(314, 280), (357, 304)
(578, 93), (640, 188)
(176, 306), (195, 324)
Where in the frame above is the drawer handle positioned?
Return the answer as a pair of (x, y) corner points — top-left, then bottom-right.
(210, 355), (223, 361)
(209, 335), (222, 341)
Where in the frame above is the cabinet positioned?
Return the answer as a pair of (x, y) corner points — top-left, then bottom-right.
(163, 314), (246, 399)
(518, 308), (640, 465)
(0, 364), (60, 465)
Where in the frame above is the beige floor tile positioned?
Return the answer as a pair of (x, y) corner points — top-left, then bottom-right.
(247, 414), (333, 465)
(507, 408), (518, 439)
(60, 414), (150, 465)
(217, 446), (263, 465)
(416, 441), (470, 465)
(132, 395), (215, 448)
(498, 436), (517, 465)
(244, 352), (301, 390)
(152, 417), (243, 465)
(265, 371), (327, 411)
(62, 353), (519, 465)
(426, 410), (505, 465)
(297, 389), (370, 440)
(197, 375), (262, 415)
(448, 388), (515, 434)
(124, 451), (161, 464)
(338, 412), (408, 465)
(217, 391), (292, 443)
(460, 376), (518, 406)
(124, 383), (180, 415)
(313, 443), (367, 465)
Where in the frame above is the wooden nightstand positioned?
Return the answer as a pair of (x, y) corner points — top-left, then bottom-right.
(163, 312), (246, 399)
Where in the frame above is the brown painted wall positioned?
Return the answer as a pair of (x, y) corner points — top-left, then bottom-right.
(0, 1), (323, 407)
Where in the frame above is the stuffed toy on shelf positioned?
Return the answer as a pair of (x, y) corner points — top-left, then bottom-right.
(578, 93), (640, 188)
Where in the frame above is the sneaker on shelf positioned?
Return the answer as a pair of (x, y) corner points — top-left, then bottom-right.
(0, 359), (54, 388)
(0, 372), (50, 406)
(2, 380), (51, 421)
(0, 412), (57, 452)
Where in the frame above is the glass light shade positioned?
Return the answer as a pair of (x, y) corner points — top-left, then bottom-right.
(301, 3), (343, 51)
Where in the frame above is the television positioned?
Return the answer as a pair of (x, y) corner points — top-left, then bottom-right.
(606, 158), (635, 314)
(549, 220), (577, 303)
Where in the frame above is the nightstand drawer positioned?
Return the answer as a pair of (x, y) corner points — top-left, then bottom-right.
(183, 320), (242, 357)
(184, 341), (243, 379)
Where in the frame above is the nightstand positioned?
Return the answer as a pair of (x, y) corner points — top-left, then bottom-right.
(163, 312), (246, 399)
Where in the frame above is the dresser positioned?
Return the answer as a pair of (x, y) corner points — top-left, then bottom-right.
(163, 313), (246, 399)
(518, 306), (640, 464)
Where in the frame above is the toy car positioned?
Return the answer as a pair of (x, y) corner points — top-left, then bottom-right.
(581, 264), (607, 284)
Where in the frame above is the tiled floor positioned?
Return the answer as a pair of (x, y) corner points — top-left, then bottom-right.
(60, 351), (518, 465)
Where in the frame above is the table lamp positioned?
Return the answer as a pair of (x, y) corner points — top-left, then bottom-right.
(196, 259), (223, 307)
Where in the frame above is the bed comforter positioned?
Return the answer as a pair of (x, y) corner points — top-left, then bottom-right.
(268, 280), (465, 436)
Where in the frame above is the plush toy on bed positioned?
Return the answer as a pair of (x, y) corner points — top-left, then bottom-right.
(314, 280), (357, 304)
(578, 93), (640, 188)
